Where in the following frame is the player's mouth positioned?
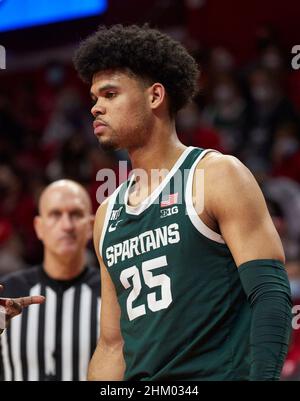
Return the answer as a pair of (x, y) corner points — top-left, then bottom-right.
(93, 120), (108, 135)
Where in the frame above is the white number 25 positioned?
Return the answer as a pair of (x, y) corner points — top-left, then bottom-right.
(120, 255), (172, 321)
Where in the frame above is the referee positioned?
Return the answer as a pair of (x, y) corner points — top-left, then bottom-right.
(0, 180), (101, 381)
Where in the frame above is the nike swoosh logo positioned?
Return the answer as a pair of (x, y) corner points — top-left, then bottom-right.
(108, 219), (123, 232)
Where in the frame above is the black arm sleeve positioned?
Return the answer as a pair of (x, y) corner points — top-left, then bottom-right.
(238, 259), (292, 381)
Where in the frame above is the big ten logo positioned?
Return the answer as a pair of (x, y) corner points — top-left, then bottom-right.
(0, 45), (6, 69)
(160, 205), (179, 219)
(291, 45), (300, 70)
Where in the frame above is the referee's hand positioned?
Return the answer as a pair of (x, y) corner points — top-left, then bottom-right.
(0, 284), (45, 331)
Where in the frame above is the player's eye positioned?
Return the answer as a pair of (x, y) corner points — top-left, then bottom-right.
(105, 91), (117, 99)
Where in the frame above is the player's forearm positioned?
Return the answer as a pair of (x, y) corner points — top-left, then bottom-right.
(239, 259), (292, 380)
(88, 340), (125, 381)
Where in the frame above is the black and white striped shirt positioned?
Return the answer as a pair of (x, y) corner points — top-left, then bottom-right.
(0, 265), (101, 381)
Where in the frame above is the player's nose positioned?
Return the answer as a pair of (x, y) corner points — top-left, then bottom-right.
(91, 101), (106, 117)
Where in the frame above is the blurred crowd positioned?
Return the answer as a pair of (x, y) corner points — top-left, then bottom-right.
(1, 24), (300, 379)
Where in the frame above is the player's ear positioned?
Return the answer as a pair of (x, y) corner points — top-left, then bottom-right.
(148, 83), (165, 110)
(34, 216), (44, 240)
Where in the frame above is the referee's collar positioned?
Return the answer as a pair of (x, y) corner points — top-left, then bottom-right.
(39, 265), (90, 290)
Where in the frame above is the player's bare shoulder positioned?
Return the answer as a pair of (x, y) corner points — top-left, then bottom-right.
(196, 152), (257, 193)
(193, 152), (264, 219)
(93, 197), (110, 257)
(196, 152), (252, 182)
(93, 182), (124, 259)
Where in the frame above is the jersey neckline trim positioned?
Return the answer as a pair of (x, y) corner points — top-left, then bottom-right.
(124, 146), (195, 216)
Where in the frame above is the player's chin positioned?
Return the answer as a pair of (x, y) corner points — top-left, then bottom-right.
(98, 138), (119, 151)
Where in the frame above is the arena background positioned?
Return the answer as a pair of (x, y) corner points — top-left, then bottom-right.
(1, 0), (300, 380)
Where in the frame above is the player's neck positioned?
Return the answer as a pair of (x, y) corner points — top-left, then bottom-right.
(43, 251), (86, 281)
(128, 124), (186, 174)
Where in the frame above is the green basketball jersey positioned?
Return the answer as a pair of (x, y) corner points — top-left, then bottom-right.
(100, 147), (251, 380)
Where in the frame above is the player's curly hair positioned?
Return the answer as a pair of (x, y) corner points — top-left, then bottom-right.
(73, 24), (200, 115)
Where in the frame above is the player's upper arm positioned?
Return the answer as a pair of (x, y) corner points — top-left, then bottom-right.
(203, 154), (285, 267)
(94, 200), (123, 348)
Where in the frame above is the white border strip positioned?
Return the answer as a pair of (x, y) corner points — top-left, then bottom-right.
(10, 314), (22, 380)
(79, 284), (92, 381)
(26, 284), (41, 381)
(1, 330), (12, 381)
(185, 149), (225, 244)
(62, 287), (75, 381)
(44, 286), (56, 377)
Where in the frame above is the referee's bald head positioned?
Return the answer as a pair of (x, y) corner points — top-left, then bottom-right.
(38, 179), (92, 216)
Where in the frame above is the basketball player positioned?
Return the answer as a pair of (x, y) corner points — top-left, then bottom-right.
(73, 25), (292, 380)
